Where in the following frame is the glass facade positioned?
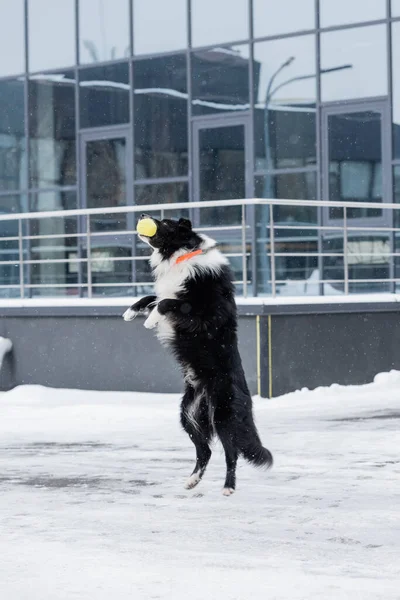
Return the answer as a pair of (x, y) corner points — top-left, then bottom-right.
(0, 0), (399, 298)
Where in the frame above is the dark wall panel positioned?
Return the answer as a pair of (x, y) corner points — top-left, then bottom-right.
(267, 312), (400, 397)
(0, 316), (257, 395)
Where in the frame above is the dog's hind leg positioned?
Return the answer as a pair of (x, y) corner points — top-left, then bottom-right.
(180, 386), (212, 490)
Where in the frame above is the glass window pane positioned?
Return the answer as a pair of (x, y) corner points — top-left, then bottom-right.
(80, 63), (130, 128)
(321, 25), (387, 103)
(254, 36), (316, 170)
(28, 0), (76, 72)
(253, 0), (315, 39)
(320, 0), (386, 27)
(255, 172), (318, 295)
(134, 181), (188, 206)
(30, 191), (78, 296)
(326, 110), (383, 219)
(392, 0), (400, 16)
(0, 195), (26, 297)
(0, 79), (27, 191)
(29, 71), (76, 188)
(86, 138), (126, 208)
(198, 124), (245, 225)
(79, 0), (130, 64)
(391, 23), (400, 159)
(191, 0), (248, 47)
(192, 44), (249, 116)
(134, 55), (187, 179)
(134, 0), (187, 55)
(0, 0), (25, 76)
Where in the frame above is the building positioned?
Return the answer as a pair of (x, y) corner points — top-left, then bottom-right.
(2, 1), (400, 395)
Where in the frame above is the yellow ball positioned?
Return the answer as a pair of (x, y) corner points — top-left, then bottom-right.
(137, 218), (157, 237)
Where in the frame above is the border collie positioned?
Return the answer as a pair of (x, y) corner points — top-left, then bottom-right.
(123, 215), (273, 495)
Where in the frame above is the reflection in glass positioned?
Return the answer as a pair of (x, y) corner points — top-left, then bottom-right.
(320, 0), (385, 27)
(191, 0), (248, 47)
(134, 0), (187, 55)
(134, 55), (187, 179)
(28, 0), (76, 72)
(0, 195), (25, 297)
(253, 0), (315, 39)
(254, 36), (316, 171)
(255, 172), (317, 295)
(134, 181), (188, 206)
(86, 138), (127, 231)
(192, 45), (250, 116)
(79, 0), (130, 64)
(29, 71), (76, 188)
(0, 0), (25, 76)
(391, 23), (400, 159)
(327, 111), (383, 219)
(198, 125), (244, 225)
(80, 63), (130, 128)
(321, 25), (386, 102)
(0, 79), (26, 191)
(30, 191), (78, 296)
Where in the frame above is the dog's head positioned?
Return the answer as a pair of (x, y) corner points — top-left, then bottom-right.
(137, 214), (202, 259)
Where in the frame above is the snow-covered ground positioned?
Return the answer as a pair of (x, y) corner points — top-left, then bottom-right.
(1, 374), (400, 599)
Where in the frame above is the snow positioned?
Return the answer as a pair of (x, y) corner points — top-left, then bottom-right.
(0, 336), (12, 370)
(1, 291), (400, 309)
(1, 374), (400, 599)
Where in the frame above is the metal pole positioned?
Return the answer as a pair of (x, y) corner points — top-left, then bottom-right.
(269, 203), (276, 297)
(241, 203), (248, 298)
(343, 206), (349, 295)
(18, 219), (24, 299)
(86, 216), (92, 298)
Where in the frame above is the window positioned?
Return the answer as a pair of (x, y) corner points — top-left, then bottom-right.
(0, 0), (25, 77)
(253, 0), (315, 39)
(80, 63), (130, 128)
(320, 0), (386, 28)
(28, 0), (76, 72)
(321, 25), (387, 102)
(79, 0), (130, 64)
(0, 79), (26, 191)
(254, 35), (316, 170)
(29, 71), (76, 188)
(192, 44), (250, 116)
(191, 0), (248, 47)
(133, 0), (187, 55)
(391, 23), (400, 159)
(134, 55), (188, 178)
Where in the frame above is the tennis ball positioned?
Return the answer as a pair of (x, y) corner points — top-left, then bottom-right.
(137, 218), (157, 237)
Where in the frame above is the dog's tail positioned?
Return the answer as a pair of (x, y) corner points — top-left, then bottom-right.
(237, 416), (273, 469)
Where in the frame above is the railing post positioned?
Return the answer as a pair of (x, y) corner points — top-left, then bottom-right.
(18, 218), (24, 299)
(241, 203), (248, 298)
(86, 216), (92, 298)
(269, 202), (276, 297)
(343, 206), (349, 295)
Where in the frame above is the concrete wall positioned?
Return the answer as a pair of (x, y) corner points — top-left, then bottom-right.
(0, 313), (258, 394)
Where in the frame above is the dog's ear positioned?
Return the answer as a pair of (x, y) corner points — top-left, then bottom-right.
(178, 218), (192, 231)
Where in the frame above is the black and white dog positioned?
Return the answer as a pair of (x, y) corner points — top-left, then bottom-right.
(123, 215), (273, 495)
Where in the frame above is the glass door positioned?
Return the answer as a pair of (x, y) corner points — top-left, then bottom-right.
(322, 101), (390, 226)
(193, 115), (252, 292)
(321, 101), (392, 292)
(80, 127), (133, 295)
(193, 115), (251, 226)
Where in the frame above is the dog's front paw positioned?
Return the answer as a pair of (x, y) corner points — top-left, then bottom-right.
(122, 307), (138, 322)
(157, 299), (177, 315)
(143, 307), (160, 329)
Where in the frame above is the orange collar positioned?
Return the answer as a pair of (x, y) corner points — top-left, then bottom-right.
(175, 249), (203, 265)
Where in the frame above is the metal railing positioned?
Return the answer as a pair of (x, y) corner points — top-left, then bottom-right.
(0, 197), (399, 300)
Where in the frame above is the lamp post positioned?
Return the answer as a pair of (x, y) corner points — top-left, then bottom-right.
(259, 60), (353, 294)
